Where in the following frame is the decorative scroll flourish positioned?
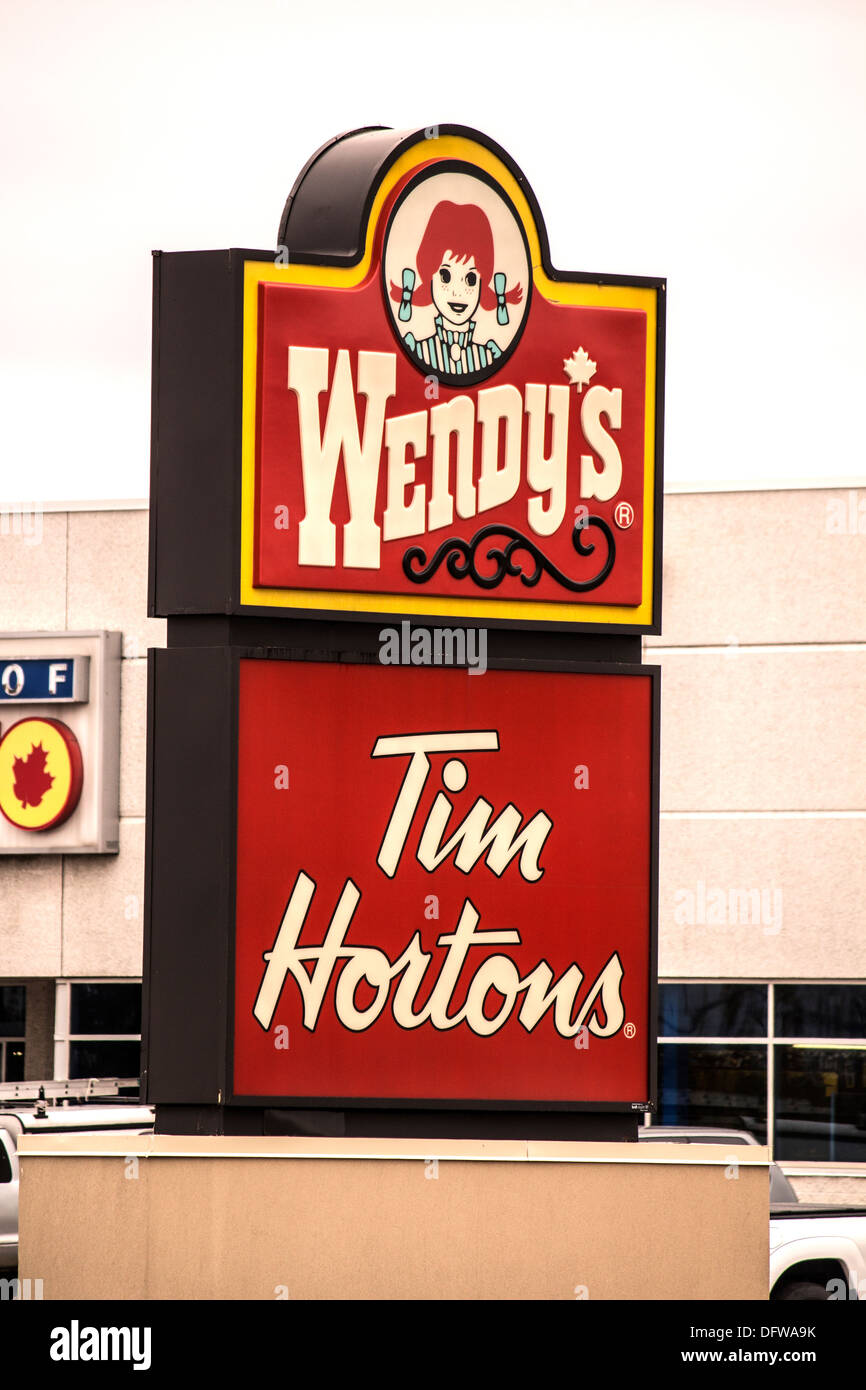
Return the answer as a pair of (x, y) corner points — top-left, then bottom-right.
(402, 518), (616, 593)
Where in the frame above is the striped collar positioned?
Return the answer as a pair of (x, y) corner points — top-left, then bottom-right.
(434, 314), (477, 348)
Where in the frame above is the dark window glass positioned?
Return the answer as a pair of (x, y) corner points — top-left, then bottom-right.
(0, 985), (26, 1037)
(70, 984), (141, 1036)
(774, 1046), (866, 1162)
(775, 986), (866, 1040)
(3, 1043), (25, 1083)
(657, 1043), (767, 1142)
(0, 1139), (11, 1184)
(659, 984), (767, 1038)
(69, 1041), (141, 1080)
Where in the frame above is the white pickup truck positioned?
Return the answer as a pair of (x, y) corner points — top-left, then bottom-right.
(0, 1089), (154, 1275)
(639, 1125), (866, 1300)
(770, 1201), (866, 1301)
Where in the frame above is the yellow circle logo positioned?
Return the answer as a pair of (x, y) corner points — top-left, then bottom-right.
(0, 717), (83, 831)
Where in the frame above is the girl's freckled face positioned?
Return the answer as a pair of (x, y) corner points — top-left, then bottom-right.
(431, 251), (482, 325)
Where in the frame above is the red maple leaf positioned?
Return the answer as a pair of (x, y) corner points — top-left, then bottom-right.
(13, 742), (54, 808)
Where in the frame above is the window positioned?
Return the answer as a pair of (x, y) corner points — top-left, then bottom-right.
(54, 981), (142, 1084)
(659, 983), (766, 1038)
(657, 1041), (768, 1143)
(0, 985), (26, 1083)
(70, 983), (141, 1037)
(654, 981), (866, 1162)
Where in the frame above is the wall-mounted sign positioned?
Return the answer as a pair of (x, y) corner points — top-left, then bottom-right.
(231, 657), (657, 1108)
(0, 633), (120, 855)
(0, 717), (83, 830)
(0, 657), (89, 703)
(150, 124), (665, 632)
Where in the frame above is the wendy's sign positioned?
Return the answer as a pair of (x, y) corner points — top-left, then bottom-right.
(149, 124), (665, 631)
(231, 657), (658, 1108)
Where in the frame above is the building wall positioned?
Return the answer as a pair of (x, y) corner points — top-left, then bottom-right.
(1, 492), (863, 1181)
(14, 492), (862, 988)
(648, 486), (866, 1192)
(22, 979), (53, 1078)
(0, 505), (164, 1079)
(651, 487), (866, 980)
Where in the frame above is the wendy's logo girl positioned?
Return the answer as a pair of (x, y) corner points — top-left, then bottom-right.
(388, 199), (525, 380)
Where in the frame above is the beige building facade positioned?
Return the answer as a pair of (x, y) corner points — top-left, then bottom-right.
(652, 486), (866, 1200)
(1, 488), (864, 1197)
(0, 504), (164, 1085)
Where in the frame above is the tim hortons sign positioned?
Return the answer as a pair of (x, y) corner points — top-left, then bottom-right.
(231, 657), (658, 1108)
(149, 124), (665, 631)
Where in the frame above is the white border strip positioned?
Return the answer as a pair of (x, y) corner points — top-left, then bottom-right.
(661, 810), (866, 820)
(648, 644), (866, 655)
(0, 499), (149, 513)
(664, 478), (866, 495)
(782, 1168), (866, 1180)
(17, 1144), (769, 1166)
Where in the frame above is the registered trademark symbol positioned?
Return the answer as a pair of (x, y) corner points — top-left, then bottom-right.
(614, 501), (634, 529)
(624, 1022), (636, 1039)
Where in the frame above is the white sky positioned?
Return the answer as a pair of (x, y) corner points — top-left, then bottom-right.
(1, 0), (864, 503)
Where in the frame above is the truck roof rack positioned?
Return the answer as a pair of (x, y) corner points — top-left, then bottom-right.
(0, 1077), (140, 1107)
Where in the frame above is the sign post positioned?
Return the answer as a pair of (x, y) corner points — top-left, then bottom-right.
(144, 124), (664, 1140)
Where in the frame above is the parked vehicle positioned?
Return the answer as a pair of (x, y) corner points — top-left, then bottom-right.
(638, 1125), (866, 1300)
(0, 1127), (17, 1271)
(769, 1203), (866, 1302)
(0, 1079), (154, 1273)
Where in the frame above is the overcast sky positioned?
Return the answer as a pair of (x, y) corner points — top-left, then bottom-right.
(1, 0), (864, 503)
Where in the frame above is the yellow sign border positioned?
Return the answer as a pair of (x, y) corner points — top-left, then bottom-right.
(0, 716), (80, 831)
(240, 134), (658, 625)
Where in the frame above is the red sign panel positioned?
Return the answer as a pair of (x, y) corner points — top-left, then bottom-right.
(255, 280), (647, 604)
(242, 132), (663, 628)
(233, 659), (656, 1107)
